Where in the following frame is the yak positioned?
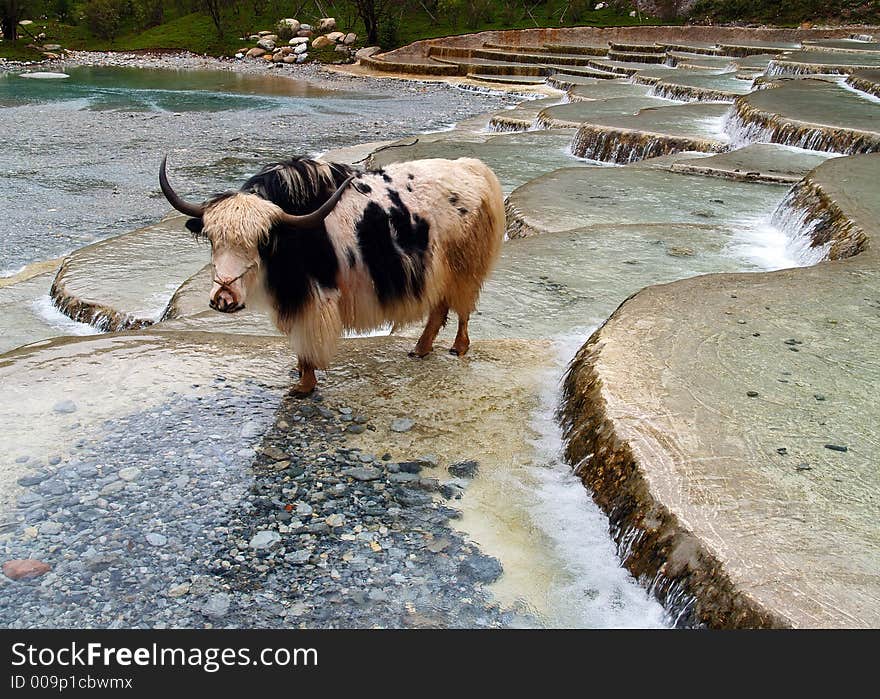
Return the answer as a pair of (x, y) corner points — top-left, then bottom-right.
(159, 154), (505, 395)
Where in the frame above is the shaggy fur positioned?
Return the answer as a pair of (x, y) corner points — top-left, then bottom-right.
(196, 156), (505, 376)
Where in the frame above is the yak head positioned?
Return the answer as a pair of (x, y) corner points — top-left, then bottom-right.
(159, 156), (351, 313)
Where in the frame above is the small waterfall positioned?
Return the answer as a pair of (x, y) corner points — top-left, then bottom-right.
(504, 199), (540, 239)
(571, 125), (721, 164)
(769, 179), (868, 263)
(845, 73), (880, 99)
(488, 116), (531, 132)
(532, 111), (556, 129)
(724, 98), (880, 154)
(49, 262), (154, 333)
(546, 75), (576, 91)
(766, 60), (855, 78)
(649, 82), (736, 103)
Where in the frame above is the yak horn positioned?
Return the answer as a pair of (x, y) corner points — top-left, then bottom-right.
(278, 175), (356, 229)
(159, 155), (205, 219)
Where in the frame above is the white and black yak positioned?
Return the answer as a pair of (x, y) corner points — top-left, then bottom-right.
(159, 155), (505, 395)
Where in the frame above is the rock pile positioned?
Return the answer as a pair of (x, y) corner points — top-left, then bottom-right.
(237, 17), (359, 64)
(5, 19), (69, 59)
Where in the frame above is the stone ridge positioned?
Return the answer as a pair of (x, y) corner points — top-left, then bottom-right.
(559, 154), (880, 628)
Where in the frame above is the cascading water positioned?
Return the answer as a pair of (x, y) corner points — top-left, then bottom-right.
(768, 186), (834, 265)
(519, 332), (670, 628)
(571, 126), (721, 163)
(723, 98), (880, 154)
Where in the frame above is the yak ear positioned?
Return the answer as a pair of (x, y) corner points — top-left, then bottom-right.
(185, 218), (204, 235)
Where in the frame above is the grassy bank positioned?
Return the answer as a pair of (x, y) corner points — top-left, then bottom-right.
(0, 2), (659, 62)
(2, 0), (877, 63)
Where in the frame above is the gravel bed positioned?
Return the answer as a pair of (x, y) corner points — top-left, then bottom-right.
(0, 377), (514, 629)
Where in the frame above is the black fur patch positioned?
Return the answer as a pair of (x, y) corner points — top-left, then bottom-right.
(240, 158), (353, 215)
(387, 190), (429, 257)
(407, 173), (415, 180)
(458, 207), (469, 216)
(259, 222), (339, 323)
(356, 193), (430, 304)
(347, 248), (357, 268)
(354, 181), (372, 194)
(185, 218), (205, 237)
(381, 172), (392, 183)
(448, 194), (459, 205)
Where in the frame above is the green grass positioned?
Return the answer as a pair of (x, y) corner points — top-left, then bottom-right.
(1, 2), (666, 63)
(3, 0), (876, 63)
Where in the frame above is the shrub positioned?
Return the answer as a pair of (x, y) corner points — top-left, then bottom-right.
(84, 0), (123, 39)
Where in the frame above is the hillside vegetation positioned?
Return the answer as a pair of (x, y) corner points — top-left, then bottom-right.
(0, 0), (877, 62)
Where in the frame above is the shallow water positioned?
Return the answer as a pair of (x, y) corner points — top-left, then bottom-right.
(0, 66), (349, 110)
(0, 66), (509, 275)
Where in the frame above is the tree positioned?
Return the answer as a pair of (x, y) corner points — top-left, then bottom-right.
(1, 0), (37, 42)
(349, 0), (404, 45)
(203, 0), (227, 36)
(84, 0), (123, 40)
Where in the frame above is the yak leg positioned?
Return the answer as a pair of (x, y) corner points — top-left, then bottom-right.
(409, 303), (449, 358)
(450, 312), (470, 356)
(291, 357), (317, 397)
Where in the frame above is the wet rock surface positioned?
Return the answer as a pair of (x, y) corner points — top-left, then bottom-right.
(0, 380), (511, 628)
(0, 55), (512, 275)
(559, 154), (880, 628)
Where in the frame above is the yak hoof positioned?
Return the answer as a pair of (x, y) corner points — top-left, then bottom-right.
(408, 349), (430, 359)
(289, 385), (316, 398)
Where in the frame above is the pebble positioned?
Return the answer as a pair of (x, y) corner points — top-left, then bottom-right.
(168, 582), (191, 597)
(390, 418), (415, 433)
(342, 466), (382, 481)
(325, 514), (345, 527)
(202, 593), (231, 618)
(397, 461), (424, 474)
(249, 530), (282, 549)
(118, 467), (141, 482)
(3, 559), (52, 580)
(17, 473), (49, 487)
(390, 472), (420, 483)
(746, 391), (759, 398)
(458, 554), (503, 584)
(53, 400), (77, 414)
(346, 424), (366, 434)
(39, 522), (63, 535)
(824, 444), (848, 452)
(448, 460), (479, 478)
(146, 533), (168, 547)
